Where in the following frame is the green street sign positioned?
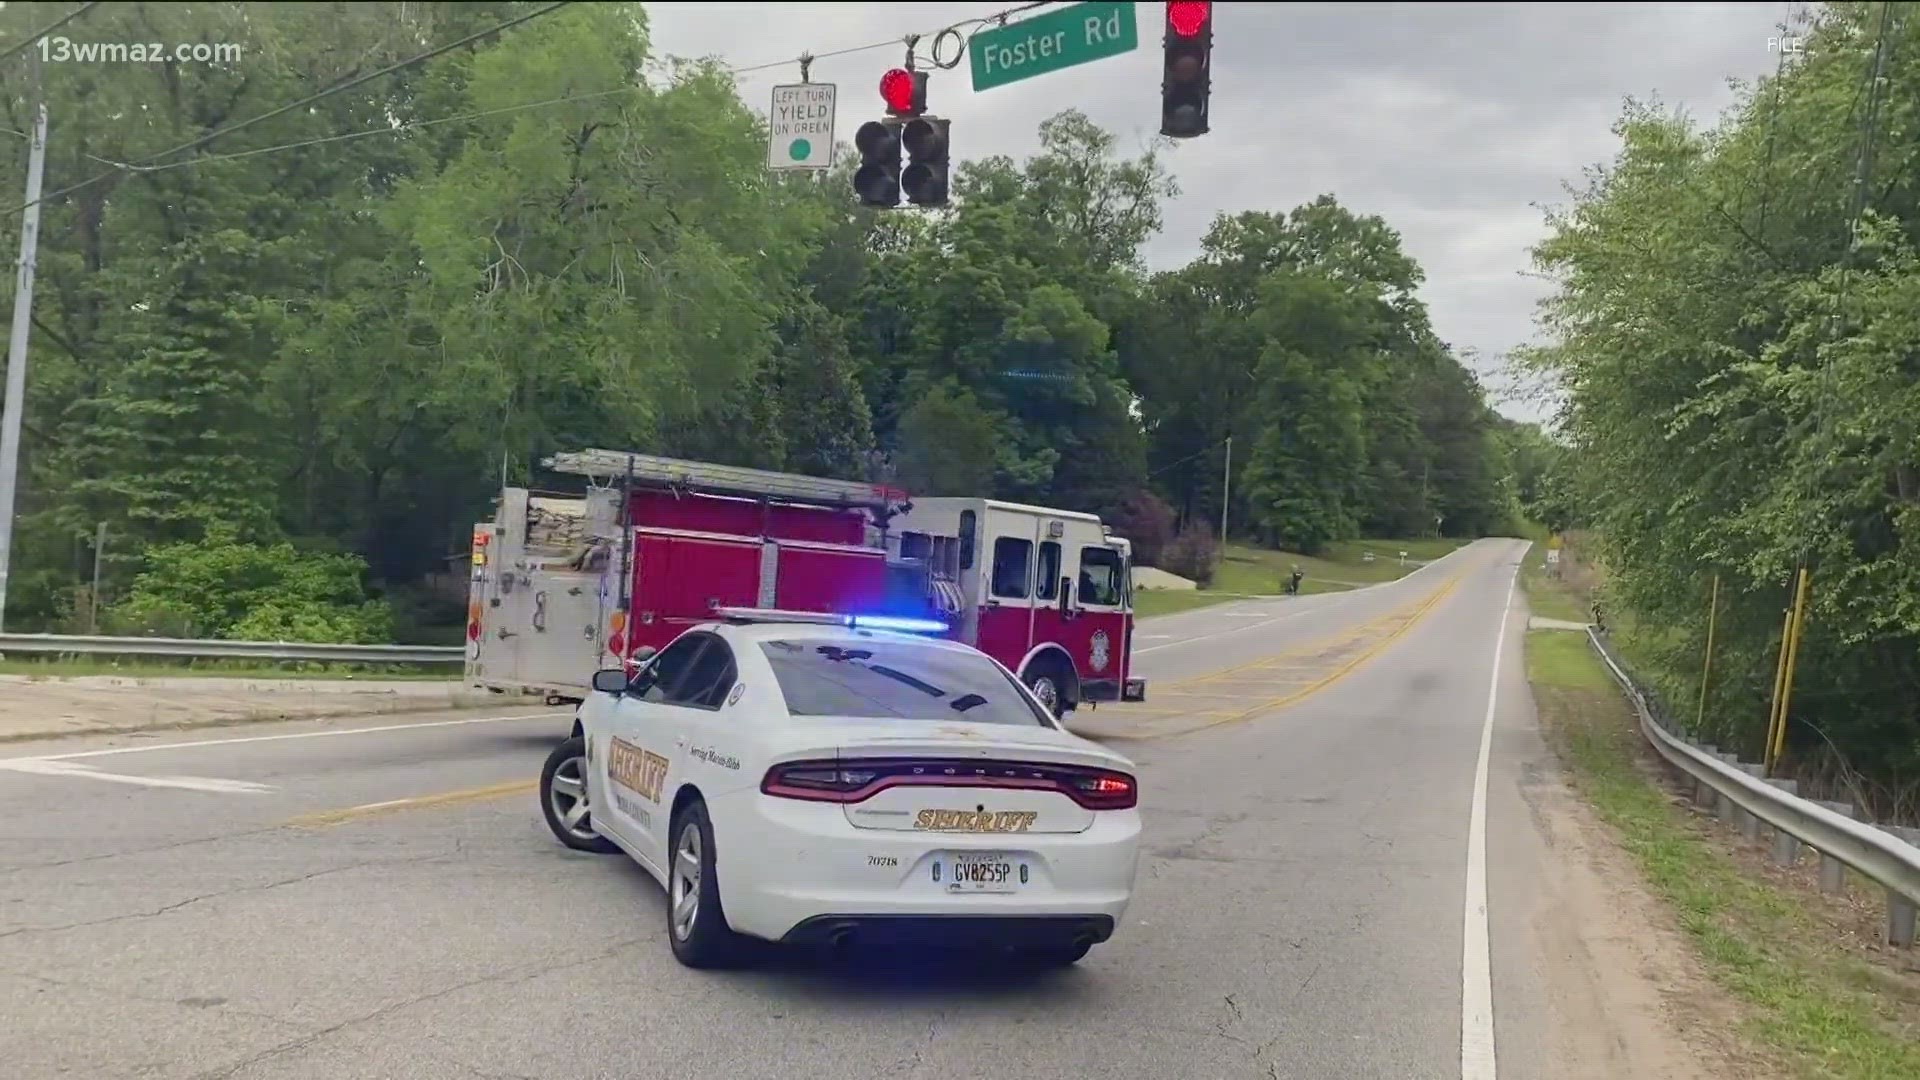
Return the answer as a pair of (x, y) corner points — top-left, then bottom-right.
(969, 1), (1138, 92)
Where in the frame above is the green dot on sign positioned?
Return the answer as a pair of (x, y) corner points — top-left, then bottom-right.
(788, 138), (811, 162)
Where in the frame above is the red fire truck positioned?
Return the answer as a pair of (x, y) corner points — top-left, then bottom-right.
(464, 449), (1147, 717)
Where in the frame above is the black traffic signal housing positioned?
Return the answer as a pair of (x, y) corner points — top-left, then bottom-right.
(853, 118), (903, 208)
(902, 116), (950, 207)
(1160, 1), (1212, 139)
(883, 68), (929, 119)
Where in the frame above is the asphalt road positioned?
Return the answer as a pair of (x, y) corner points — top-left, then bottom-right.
(0, 539), (1664, 1080)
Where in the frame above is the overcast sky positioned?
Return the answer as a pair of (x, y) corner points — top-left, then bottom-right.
(643, 2), (1798, 425)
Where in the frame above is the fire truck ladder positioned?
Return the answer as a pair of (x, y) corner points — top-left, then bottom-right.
(541, 449), (909, 515)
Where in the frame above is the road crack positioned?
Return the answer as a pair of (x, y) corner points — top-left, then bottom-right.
(1213, 992), (1248, 1043)
(0, 860), (389, 941)
(186, 937), (647, 1080)
(3, 969), (301, 1028)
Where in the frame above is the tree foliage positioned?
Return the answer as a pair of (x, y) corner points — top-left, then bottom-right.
(0, 1), (1523, 640)
(1520, 1), (1920, 781)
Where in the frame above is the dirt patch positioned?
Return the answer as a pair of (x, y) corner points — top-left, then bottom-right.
(1530, 689), (1781, 1079)
(0, 676), (505, 743)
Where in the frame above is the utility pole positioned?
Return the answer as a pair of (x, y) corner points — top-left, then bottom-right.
(0, 65), (47, 633)
(88, 522), (107, 633)
(1219, 436), (1231, 544)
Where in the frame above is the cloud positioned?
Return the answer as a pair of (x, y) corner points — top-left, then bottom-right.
(642, 2), (1794, 424)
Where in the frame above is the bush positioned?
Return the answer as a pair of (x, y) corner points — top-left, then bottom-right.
(1158, 520), (1220, 588)
(1101, 488), (1177, 567)
(105, 529), (395, 644)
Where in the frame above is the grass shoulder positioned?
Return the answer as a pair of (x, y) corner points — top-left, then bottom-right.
(0, 656), (461, 682)
(1521, 572), (1920, 1079)
(1135, 536), (1472, 620)
(1212, 537), (1470, 594)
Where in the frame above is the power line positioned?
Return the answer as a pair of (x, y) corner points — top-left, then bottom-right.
(1, 0), (577, 216)
(728, 38), (902, 77)
(728, 0), (1053, 75)
(0, 1), (101, 67)
(16, 0), (1060, 191)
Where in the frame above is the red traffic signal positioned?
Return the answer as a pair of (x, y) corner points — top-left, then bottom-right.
(1161, 1), (1212, 139)
(880, 67), (927, 117)
(1167, 1), (1210, 38)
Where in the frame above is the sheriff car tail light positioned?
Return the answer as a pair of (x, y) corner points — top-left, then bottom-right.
(760, 758), (1138, 810)
(760, 763), (882, 800)
(1070, 772), (1138, 811)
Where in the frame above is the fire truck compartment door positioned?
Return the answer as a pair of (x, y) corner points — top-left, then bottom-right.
(773, 542), (887, 614)
(518, 568), (604, 692)
(633, 532), (762, 627)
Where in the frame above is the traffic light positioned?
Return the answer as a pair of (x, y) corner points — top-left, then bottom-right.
(853, 117), (903, 207)
(880, 67), (928, 118)
(902, 116), (950, 207)
(1161, 1), (1212, 139)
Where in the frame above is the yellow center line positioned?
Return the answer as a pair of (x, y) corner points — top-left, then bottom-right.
(280, 779), (535, 829)
(1082, 573), (1465, 743)
(1183, 576), (1461, 735)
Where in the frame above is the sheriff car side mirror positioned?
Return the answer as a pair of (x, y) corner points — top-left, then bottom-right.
(591, 669), (629, 695)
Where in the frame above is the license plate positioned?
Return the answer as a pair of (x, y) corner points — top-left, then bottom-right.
(941, 853), (1021, 894)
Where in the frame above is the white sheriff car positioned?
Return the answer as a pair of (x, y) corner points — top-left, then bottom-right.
(537, 608), (1143, 969)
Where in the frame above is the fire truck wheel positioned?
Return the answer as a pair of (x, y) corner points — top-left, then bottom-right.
(540, 737), (619, 854)
(1023, 662), (1073, 719)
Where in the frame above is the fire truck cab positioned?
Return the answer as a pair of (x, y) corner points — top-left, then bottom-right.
(886, 498), (1146, 716)
(463, 450), (1146, 717)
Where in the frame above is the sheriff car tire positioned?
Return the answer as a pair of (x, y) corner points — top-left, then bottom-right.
(665, 799), (747, 969)
(540, 737), (619, 854)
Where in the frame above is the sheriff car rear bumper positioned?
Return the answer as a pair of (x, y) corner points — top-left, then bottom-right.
(781, 913), (1116, 950)
(1082, 678), (1147, 703)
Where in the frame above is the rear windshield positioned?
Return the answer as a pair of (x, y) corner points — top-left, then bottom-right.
(757, 638), (1052, 726)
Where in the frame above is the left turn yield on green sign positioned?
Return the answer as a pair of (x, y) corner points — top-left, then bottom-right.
(769, 83), (836, 170)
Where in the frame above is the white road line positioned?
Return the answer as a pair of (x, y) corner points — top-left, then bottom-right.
(0, 757), (274, 793)
(1132, 547), (1470, 656)
(1133, 605), (1319, 653)
(0, 711), (569, 764)
(1462, 562), (1518, 1080)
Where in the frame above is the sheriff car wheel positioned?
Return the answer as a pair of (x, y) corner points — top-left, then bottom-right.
(539, 737), (618, 854)
(665, 800), (747, 969)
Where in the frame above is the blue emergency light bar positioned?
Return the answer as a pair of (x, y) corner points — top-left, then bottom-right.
(712, 608), (949, 635)
(851, 614), (950, 634)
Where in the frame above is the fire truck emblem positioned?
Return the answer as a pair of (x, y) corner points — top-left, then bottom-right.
(1090, 630), (1111, 673)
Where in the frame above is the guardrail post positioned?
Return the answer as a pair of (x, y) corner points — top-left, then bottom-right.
(1738, 764), (1765, 839)
(1715, 754), (1741, 825)
(1696, 746), (1720, 810)
(1765, 779), (1800, 865)
(1816, 801), (1855, 893)
(1882, 826), (1918, 948)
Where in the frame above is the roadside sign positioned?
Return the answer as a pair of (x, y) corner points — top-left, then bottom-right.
(969, 1), (1138, 92)
(769, 83), (835, 170)
(1546, 548), (1561, 565)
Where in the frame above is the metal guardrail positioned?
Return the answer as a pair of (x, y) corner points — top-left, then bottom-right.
(0, 632), (463, 665)
(1586, 626), (1919, 947)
